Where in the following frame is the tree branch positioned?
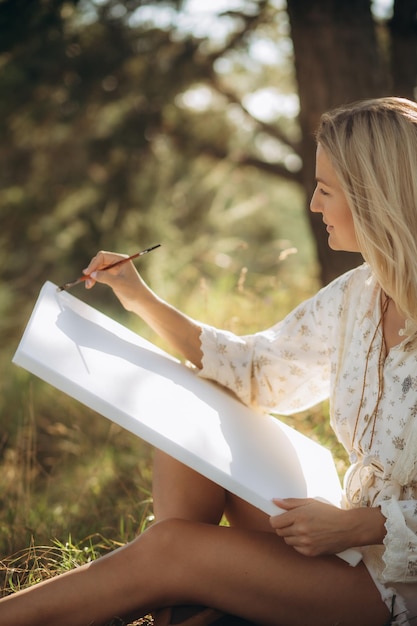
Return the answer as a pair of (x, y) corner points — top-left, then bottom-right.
(170, 132), (303, 184)
(210, 75), (301, 155)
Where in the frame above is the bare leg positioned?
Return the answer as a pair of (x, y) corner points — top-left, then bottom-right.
(152, 450), (273, 531)
(0, 452), (389, 625)
(152, 449), (226, 524)
(0, 518), (390, 626)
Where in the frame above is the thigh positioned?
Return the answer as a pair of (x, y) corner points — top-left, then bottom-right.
(152, 450), (273, 531)
(151, 520), (390, 626)
(224, 491), (274, 532)
(152, 450), (226, 524)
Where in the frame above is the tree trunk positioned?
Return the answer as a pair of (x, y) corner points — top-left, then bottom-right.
(389, 0), (417, 98)
(286, 0), (388, 284)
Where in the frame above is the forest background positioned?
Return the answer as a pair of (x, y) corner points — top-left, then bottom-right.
(0, 0), (416, 593)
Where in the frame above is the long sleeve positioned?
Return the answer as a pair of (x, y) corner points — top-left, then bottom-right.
(198, 294), (334, 415)
(197, 265), (368, 415)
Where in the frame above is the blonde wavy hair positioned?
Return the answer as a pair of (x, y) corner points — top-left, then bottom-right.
(316, 97), (417, 324)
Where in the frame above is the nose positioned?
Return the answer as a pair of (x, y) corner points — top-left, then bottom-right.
(310, 186), (322, 214)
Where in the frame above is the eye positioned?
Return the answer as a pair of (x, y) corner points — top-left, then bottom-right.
(314, 182), (331, 197)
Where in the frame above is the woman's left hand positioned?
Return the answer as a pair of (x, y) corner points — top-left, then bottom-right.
(270, 498), (362, 557)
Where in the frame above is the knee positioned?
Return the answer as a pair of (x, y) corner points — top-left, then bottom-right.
(141, 518), (190, 557)
(107, 519), (191, 582)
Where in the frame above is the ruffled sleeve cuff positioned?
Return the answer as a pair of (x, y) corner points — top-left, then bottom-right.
(198, 324), (224, 381)
(380, 498), (417, 583)
(197, 324), (253, 407)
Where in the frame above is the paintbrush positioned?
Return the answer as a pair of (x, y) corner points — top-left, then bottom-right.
(57, 244), (161, 291)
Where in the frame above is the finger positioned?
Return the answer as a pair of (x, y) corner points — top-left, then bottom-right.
(285, 536), (320, 558)
(269, 511), (295, 530)
(83, 252), (128, 289)
(83, 251), (126, 275)
(274, 525), (316, 551)
(290, 543), (317, 557)
(88, 269), (116, 287)
(272, 498), (311, 511)
(83, 252), (103, 276)
(273, 524), (295, 538)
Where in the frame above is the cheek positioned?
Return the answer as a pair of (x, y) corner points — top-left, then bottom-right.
(344, 212), (360, 249)
(346, 211), (356, 234)
(339, 201), (354, 229)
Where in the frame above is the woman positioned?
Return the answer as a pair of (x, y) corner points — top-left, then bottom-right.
(1, 97), (416, 625)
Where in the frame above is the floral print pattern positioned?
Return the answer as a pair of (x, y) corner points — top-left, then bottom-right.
(198, 263), (417, 622)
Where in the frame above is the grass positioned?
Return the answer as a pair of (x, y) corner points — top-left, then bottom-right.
(1, 535), (113, 593)
(0, 535), (154, 625)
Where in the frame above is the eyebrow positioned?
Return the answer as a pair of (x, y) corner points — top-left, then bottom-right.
(315, 176), (331, 187)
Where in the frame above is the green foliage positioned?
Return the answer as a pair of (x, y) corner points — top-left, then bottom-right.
(0, 3), (349, 597)
(0, 0), (301, 341)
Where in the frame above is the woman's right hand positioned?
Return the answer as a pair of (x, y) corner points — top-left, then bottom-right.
(83, 250), (204, 367)
(83, 251), (146, 312)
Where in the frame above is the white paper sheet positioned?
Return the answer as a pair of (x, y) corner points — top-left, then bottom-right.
(12, 282), (361, 565)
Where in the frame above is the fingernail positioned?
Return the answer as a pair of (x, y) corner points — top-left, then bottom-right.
(90, 271), (97, 279)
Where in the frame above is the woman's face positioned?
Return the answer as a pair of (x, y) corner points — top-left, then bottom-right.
(310, 143), (360, 253)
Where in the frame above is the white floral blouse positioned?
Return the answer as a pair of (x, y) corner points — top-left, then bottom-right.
(198, 263), (417, 622)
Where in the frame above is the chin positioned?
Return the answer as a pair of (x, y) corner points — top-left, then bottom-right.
(328, 235), (359, 253)
(327, 237), (340, 251)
